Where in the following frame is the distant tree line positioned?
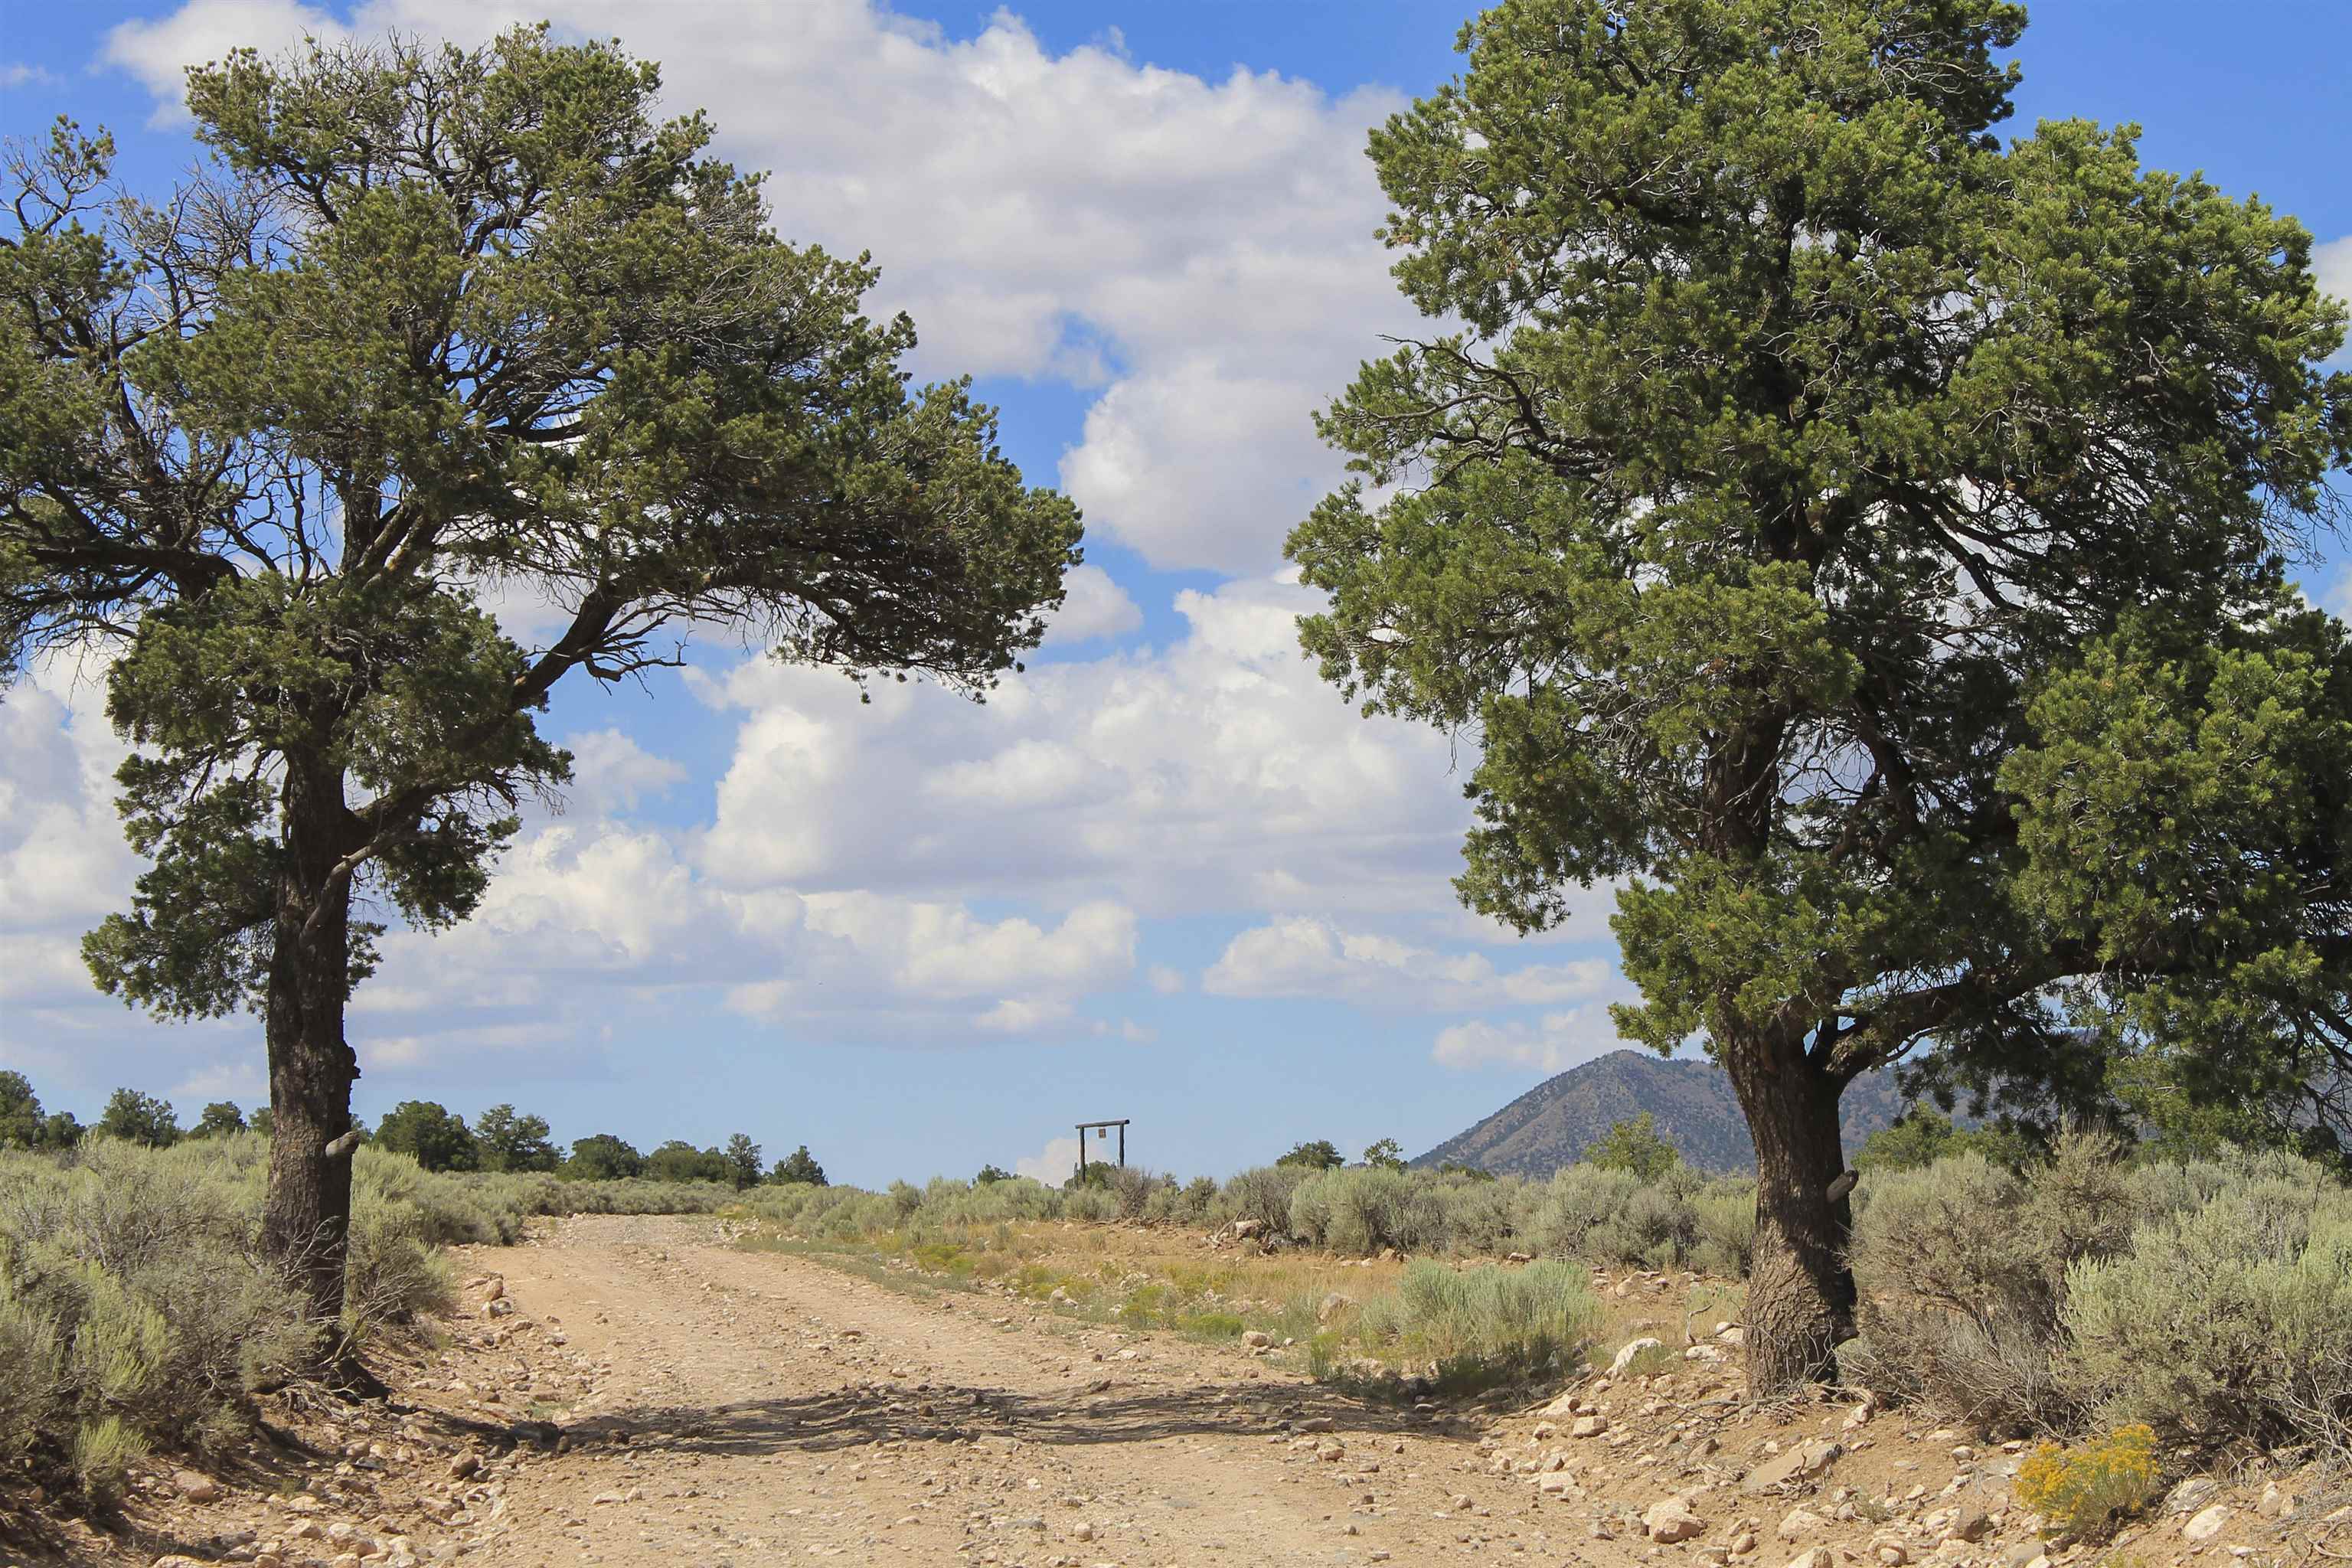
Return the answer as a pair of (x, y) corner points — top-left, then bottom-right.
(0, 1071), (827, 1190)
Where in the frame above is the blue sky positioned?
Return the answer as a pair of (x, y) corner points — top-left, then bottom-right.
(2, 1), (2347, 1186)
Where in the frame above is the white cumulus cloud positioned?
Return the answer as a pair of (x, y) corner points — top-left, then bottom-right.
(104, 0), (1415, 573)
(2318, 236), (2352, 363)
(693, 573), (1511, 924)
(1204, 917), (1613, 1009)
(1432, 1005), (1629, 1075)
(1015, 1134), (1081, 1185)
(1043, 564), (1143, 646)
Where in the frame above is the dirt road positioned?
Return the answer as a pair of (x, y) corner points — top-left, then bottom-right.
(462, 1216), (1568, 1566)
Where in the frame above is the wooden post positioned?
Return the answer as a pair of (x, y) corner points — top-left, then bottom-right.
(1072, 1119), (1129, 1181)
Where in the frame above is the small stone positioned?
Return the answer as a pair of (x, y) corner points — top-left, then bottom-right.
(1785, 1550), (1834, 1568)
(1730, 1532), (1760, 1557)
(2182, 1504), (2232, 1544)
(1571, 1414), (1609, 1439)
(1612, 1338), (1667, 1375)
(1877, 1545), (1909, 1565)
(173, 1470), (222, 1503)
(1779, 1508), (1831, 1541)
(1073, 1522), (1093, 1542)
(1946, 1502), (1991, 1544)
(1646, 1498), (1707, 1544)
(2165, 1478), (2220, 1516)
(1747, 1439), (1843, 1493)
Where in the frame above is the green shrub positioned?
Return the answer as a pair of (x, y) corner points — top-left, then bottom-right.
(2060, 1176), (2352, 1447)
(343, 1204), (456, 1342)
(1845, 1152), (2074, 1433)
(1219, 1165), (1311, 1236)
(1849, 1135), (2352, 1447)
(0, 1281), (62, 1458)
(1351, 1260), (1599, 1388)
(1530, 1165), (1642, 1259)
(1289, 1168), (1418, 1255)
(1420, 1174), (1534, 1255)
(72, 1414), (148, 1504)
(1692, 1184), (1757, 1276)
(1097, 1165), (1168, 1221)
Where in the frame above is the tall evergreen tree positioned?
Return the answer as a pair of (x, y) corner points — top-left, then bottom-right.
(1, 30), (1078, 1330)
(374, 1100), (477, 1171)
(771, 1145), (826, 1187)
(191, 1100), (249, 1138)
(474, 1103), (560, 1173)
(1292, 0), (2350, 1385)
(97, 1088), (180, 1148)
(0, 1071), (41, 1148)
(723, 1133), (763, 1191)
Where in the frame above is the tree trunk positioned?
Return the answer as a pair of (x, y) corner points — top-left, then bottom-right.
(259, 763), (362, 1332)
(1725, 1028), (1857, 1391)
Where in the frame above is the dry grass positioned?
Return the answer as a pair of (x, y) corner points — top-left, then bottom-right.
(740, 1211), (1738, 1401)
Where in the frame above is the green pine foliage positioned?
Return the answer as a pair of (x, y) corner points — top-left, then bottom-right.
(1853, 1103), (2041, 1174)
(771, 1146), (828, 1187)
(1287, 0), (2352, 1383)
(472, 1105), (561, 1173)
(95, 1089), (178, 1149)
(1583, 1112), (1680, 1181)
(374, 1101), (479, 1173)
(1, 25), (1080, 1321)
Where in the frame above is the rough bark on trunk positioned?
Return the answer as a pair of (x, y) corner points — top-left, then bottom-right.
(258, 765), (361, 1331)
(1726, 1028), (1856, 1391)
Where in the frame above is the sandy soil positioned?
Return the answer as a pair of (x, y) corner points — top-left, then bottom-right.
(462, 1214), (1568, 1566)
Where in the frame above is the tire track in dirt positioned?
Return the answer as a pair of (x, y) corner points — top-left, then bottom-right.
(466, 1216), (1577, 1566)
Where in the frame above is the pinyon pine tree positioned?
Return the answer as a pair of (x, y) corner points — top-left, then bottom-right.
(1291, 0), (2350, 1387)
(0, 30), (1079, 1334)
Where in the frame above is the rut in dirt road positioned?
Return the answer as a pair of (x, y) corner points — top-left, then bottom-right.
(460, 1216), (1581, 1566)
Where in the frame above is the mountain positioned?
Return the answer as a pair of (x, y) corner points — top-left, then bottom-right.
(1411, 1050), (1914, 1177)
